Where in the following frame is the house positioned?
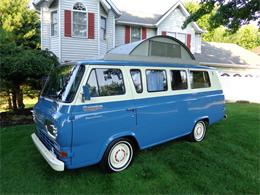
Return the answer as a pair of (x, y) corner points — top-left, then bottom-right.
(195, 42), (260, 103)
(33, 0), (260, 103)
(33, 0), (203, 62)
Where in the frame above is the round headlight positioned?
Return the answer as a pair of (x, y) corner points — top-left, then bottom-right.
(45, 120), (58, 139)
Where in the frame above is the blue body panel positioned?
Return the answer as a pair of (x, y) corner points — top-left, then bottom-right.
(33, 61), (225, 170)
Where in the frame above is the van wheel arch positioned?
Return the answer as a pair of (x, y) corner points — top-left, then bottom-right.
(123, 136), (140, 152)
(201, 118), (209, 126)
(194, 117), (209, 126)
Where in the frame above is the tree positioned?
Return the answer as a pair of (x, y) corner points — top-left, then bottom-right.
(0, 0), (40, 49)
(0, 0), (59, 111)
(231, 25), (260, 49)
(185, 1), (260, 49)
(183, 0), (260, 33)
(0, 29), (59, 110)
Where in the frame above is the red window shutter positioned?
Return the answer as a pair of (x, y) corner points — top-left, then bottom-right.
(88, 13), (95, 39)
(125, 26), (130, 44)
(64, 10), (71, 37)
(142, 27), (147, 40)
(162, 31), (167, 36)
(187, 34), (191, 49)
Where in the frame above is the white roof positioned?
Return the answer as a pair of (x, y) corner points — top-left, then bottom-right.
(195, 42), (260, 67)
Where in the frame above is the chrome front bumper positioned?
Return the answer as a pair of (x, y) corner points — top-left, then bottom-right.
(31, 133), (64, 171)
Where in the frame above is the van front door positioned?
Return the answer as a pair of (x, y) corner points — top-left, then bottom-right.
(71, 66), (136, 167)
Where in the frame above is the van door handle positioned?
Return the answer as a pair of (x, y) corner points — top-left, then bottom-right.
(126, 108), (136, 112)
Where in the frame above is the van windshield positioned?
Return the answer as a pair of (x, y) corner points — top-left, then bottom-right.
(41, 64), (85, 103)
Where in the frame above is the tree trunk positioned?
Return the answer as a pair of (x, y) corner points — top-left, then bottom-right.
(16, 85), (25, 110)
(11, 87), (18, 111)
(7, 91), (13, 110)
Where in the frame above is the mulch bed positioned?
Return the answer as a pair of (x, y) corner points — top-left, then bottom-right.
(0, 108), (34, 127)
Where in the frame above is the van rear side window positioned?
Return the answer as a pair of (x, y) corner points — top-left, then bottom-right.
(146, 69), (167, 92)
(171, 70), (188, 90)
(87, 68), (125, 97)
(130, 69), (143, 93)
(190, 71), (211, 89)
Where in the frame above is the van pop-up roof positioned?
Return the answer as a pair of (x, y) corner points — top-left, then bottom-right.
(104, 35), (198, 65)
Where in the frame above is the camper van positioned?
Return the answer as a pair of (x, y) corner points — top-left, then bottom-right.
(31, 36), (225, 172)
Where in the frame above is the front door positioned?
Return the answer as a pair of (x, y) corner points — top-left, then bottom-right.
(71, 65), (136, 168)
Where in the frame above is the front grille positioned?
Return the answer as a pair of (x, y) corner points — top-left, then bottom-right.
(36, 127), (60, 155)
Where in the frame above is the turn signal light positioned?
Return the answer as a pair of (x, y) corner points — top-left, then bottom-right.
(59, 151), (68, 158)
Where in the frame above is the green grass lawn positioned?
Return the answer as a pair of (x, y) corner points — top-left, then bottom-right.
(1, 103), (260, 194)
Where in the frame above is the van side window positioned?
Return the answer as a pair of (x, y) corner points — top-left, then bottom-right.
(130, 69), (143, 93)
(190, 71), (211, 89)
(87, 69), (99, 97)
(146, 69), (167, 92)
(87, 68), (125, 97)
(171, 70), (188, 90)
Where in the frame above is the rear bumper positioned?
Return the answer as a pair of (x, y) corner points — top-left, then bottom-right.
(31, 133), (64, 171)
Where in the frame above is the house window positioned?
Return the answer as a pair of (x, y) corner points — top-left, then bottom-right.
(131, 27), (141, 42)
(176, 33), (187, 44)
(72, 2), (87, 37)
(51, 11), (58, 36)
(146, 69), (168, 92)
(100, 16), (106, 40)
(167, 32), (187, 44)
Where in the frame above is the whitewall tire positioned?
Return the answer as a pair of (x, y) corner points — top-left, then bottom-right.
(190, 121), (207, 142)
(101, 139), (134, 173)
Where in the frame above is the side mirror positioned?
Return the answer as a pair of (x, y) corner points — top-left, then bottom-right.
(82, 85), (91, 101)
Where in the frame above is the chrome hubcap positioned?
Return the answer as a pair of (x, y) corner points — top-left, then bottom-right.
(194, 122), (205, 141)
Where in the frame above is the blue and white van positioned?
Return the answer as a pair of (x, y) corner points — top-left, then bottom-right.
(31, 36), (225, 172)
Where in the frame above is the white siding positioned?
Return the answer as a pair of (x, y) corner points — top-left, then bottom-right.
(50, 37), (59, 57)
(158, 7), (196, 54)
(41, 3), (50, 50)
(115, 25), (125, 46)
(49, 1), (59, 57)
(99, 9), (116, 56)
(60, 0), (99, 62)
(100, 5), (108, 56)
(195, 33), (201, 53)
(106, 10), (116, 51)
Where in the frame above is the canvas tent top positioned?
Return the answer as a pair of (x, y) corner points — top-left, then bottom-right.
(105, 36), (198, 65)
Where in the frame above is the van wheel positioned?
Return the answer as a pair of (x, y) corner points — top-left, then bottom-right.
(190, 121), (207, 142)
(100, 138), (134, 173)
